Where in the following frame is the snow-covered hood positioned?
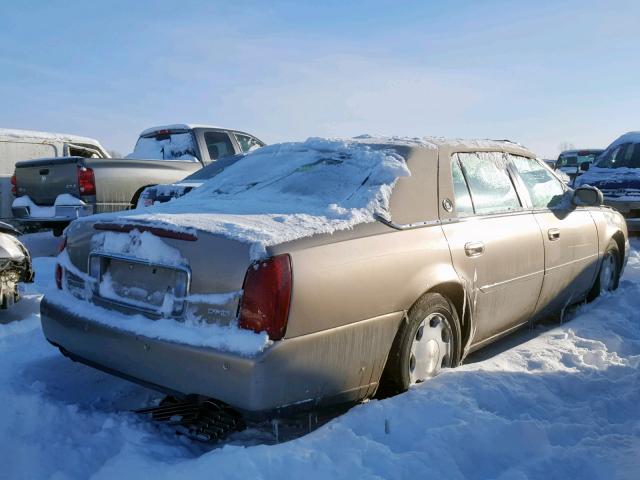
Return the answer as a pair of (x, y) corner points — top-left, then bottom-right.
(84, 137), (411, 260)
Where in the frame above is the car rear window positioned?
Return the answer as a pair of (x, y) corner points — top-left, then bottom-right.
(183, 154), (245, 180)
(128, 131), (198, 161)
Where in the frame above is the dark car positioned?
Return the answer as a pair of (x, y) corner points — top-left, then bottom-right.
(575, 132), (640, 231)
(555, 149), (604, 186)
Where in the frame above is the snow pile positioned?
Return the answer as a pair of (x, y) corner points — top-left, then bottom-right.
(0, 128), (105, 149)
(45, 288), (269, 355)
(1, 242), (639, 478)
(106, 137), (411, 259)
(92, 230), (187, 267)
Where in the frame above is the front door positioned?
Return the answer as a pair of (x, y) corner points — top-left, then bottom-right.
(441, 152), (545, 344)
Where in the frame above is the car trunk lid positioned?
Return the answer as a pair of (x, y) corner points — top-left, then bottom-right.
(76, 221), (253, 326)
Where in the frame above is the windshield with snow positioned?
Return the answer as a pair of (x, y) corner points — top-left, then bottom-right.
(127, 131), (198, 161)
(596, 143), (640, 169)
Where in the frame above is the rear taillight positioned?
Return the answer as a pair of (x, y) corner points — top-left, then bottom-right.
(238, 254), (292, 341)
(56, 235), (66, 289)
(55, 264), (63, 289)
(10, 173), (17, 196)
(77, 166), (96, 196)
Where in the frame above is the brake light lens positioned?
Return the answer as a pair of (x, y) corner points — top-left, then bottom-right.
(58, 235), (67, 253)
(77, 166), (96, 196)
(55, 235), (66, 289)
(55, 264), (63, 289)
(10, 173), (17, 195)
(238, 254), (292, 341)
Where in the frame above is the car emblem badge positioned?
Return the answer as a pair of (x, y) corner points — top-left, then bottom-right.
(41, 175), (46, 183)
(442, 198), (453, 212)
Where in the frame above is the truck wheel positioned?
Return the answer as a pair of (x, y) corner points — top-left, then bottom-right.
(588, 240), (621, 301)
(378, 293), (462, 396)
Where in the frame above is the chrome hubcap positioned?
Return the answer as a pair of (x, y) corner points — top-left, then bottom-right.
(409, 313), (452, 384)
(600, 252), (617, 292)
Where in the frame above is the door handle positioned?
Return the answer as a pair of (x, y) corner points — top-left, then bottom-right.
(464, 241), (485, 257)
(548, 228), (561, 241)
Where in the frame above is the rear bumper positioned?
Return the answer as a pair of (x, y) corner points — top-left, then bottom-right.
(12, 204), (94, 224)
(603, 198), (640, 232)
(40, 297), (401, 419)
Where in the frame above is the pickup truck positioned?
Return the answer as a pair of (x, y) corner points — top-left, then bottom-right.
(0, 128), (109, 221)
(12, 124), (264, 235)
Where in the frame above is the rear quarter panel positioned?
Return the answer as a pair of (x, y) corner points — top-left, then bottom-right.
(87, 158), (202, 213)
(589, 207), (629, 271)
(282, 225), (459, 338)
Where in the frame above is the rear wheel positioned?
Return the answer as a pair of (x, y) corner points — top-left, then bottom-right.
(588, 239), (621, 301)
(378, 293), (462, 396)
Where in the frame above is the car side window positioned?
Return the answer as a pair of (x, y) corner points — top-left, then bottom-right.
(204, 131), (235, 160)
(456, 152), (521, 215)
(509, 155), (566, 209)
(450, 157), (474, 216)
(234, 133), (263, 153)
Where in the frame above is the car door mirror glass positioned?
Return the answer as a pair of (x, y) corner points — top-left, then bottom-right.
(572, 186), (603, 207)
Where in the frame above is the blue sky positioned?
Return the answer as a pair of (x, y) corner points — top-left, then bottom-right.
(1, 0), (638, 157)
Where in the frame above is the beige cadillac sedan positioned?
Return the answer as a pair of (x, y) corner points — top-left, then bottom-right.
(41, 137), (628, 421)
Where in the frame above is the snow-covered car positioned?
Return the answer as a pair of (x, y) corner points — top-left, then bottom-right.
(575, 132), (640, 231)
(137, 153), (245, 208)
(555, 149), (604, 186)
(0, 221), (33, 307)
(41, 137), (628, 424)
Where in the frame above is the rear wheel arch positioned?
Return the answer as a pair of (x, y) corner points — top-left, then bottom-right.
(428, 282), (471, 355)
(375, 282), (469, 398)
(130, 184), (156, 208)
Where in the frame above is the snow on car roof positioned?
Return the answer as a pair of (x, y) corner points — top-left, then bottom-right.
(0, 128), (104, 147)
(606, 131), (640, 150)
(139, 124), (228, 136)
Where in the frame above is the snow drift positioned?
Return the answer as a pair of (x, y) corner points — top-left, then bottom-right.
(1, 240), (639, 479)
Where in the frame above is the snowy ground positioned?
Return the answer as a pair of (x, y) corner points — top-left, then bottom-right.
(1, 233), (638, 479)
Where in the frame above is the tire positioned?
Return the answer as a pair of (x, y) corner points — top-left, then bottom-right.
(588, 239), (621, 301)
(378, 293), (462, 396)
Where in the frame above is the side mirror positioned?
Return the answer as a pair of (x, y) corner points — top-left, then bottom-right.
(572, 186), (603, 207)
(580, 163), (590, 172)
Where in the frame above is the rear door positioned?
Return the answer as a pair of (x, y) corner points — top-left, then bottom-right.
(508, 155), (599, 317)
(440, 151), (545, 344)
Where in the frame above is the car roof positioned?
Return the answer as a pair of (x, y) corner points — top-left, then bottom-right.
(139, 124), (233, 137)
(0, 128), (104, 147)
(345, 135), (534, 158)
(559, 149), (603, 155)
